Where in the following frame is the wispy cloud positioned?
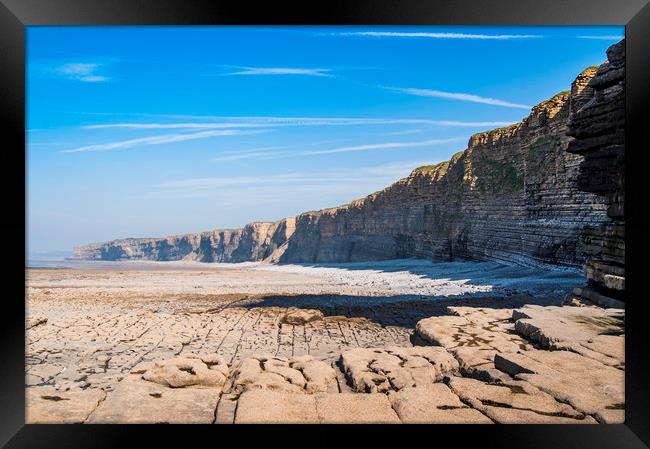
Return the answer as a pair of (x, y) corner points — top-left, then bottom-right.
(223, 67), (333, 77)
(383, 129), (427, 136)
(56, 63), (109, 82)
(329, 32), (542, 40)
(209, 137), (465, 162)
(83, 123), (269, 130)
(577, 35), (624, 40)
(212, 150), (294, 162)
(428, 120), (516, 127)
(61, 129), (269, 153)
(384, 87), (531, 110)
(300, 137), (464, 156)
(151, 160), (435, 199)
(81, 117), (516, 129)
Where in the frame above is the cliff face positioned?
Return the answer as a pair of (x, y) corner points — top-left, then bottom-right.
(279, 87), (607, 266)
(75, 218), (296, 262)
(76, 48), (623, 269)
(566, 40), (625, 304)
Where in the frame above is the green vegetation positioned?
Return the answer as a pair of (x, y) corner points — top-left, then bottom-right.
(473, 158), (523, 194)
(413, 161), (449, 176)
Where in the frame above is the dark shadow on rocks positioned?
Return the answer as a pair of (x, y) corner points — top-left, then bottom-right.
(270, 258), (585, 298)
(236, 292), (563, 329)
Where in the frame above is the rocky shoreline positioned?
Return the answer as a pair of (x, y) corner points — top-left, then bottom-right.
(26, 263), (623, 424)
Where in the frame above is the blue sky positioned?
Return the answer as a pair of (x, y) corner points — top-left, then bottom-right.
(26, 26), (623, 254)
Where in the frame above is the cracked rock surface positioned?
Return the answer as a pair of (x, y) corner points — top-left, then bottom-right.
(339, 346), (459, 393)
(445, 376), (597, 424)
(225, 355), (338, 394)
(25, 265), (622, 424)
(512, 305), (624, 368)
(86, 375), (221, 424)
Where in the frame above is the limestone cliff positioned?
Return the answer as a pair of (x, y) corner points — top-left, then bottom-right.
(566, 39), (625, 305)
(75, 218), (295, 262)
(76, 49), (622, 269)
(278, 87), (608, 266)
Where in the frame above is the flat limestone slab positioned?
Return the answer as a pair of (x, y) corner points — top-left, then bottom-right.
(234, 390), (319, 424)
(512, 305), (624, 368)
(26, 386), (106, 424)
(389, 385), (492, 424)
(494, 349), (624, 423)
(446, 377), (596, 424)
(414, 308), (532, 382)
(86, 375), (221, 424)
(315, 393), (400, 424)
(234, 390), (400, 424)
(339, 346), (458, 393)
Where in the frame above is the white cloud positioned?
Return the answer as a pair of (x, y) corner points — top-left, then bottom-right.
(151, 159), (435, 198)
(429, 120), (516, 127)
(385, 87), (531, 110)
(330, 32), (542, 40)
(301, 137), (465, 156)
(57, 63), (109, 82)
(82, 117), (515, 129)
(223, 67), (333, 77)
(577, 35), (624, 40)
(83, 123), (269, 130)
(208, 136), (466, 162)
(212, 151), (294, 162)
(61, 129), (269, 153)
(383, 129), (427, 136)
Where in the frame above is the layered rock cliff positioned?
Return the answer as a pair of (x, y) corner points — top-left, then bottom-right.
(76, 47), (624, 269)
(75, 218), (295, 263)
(566, 39), (625, 305)
(278, 87), (608, 266)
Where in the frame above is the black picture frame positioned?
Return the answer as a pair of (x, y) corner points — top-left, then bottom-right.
(2, 0), (649, 447)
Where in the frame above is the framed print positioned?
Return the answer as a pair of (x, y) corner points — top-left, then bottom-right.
(2, 0), (649, 447)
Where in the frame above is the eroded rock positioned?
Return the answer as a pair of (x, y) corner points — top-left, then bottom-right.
(86, 375), (221, 424)
(493, 349), (624, 423)
(26, 386), (106, 424)
(415, 307), (532, 381)
(226, 355), (338, 394)
(281, 308), (324, 325)
(446, 376), (596, 424)
(235, 390), (319, 424)
(512, 305), (624, 367)
(133, 355), (229, 388)
(315, 393), (400, 424)
(389, 384), (493, 424)
(235, 390), (400, 424)
(26, 316), (48, 329)
(339, 346), (458, 393)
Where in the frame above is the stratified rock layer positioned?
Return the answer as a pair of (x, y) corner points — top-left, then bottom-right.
(74, 218), (296, 263)
(74, 54), (621, 269)
(567, 39), (625, 304)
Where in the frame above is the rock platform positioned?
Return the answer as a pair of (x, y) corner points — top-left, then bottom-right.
(27, 301), (623, 424)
